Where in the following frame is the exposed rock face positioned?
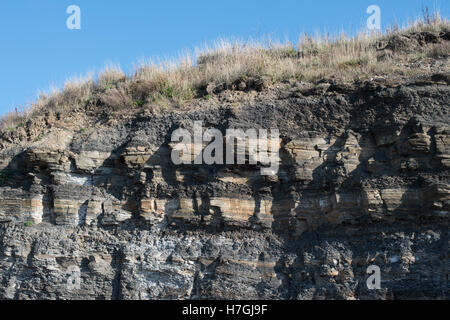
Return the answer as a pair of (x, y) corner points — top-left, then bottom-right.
(0, 76), (448, 300)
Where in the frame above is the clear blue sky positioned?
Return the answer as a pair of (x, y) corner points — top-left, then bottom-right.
(0, 0), (448, 116)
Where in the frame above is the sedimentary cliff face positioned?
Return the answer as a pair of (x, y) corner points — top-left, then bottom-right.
(0, 71), (449, 299)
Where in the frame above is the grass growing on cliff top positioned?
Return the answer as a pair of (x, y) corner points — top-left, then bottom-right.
(1, 11), (449, 131)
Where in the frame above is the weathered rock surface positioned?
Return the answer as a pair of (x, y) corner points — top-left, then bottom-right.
(0, 76), (448, 300)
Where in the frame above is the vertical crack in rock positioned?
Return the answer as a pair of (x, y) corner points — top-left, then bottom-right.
(26, 239), (37, 268)
(189, 270), (201, 300)
(111, 246), (125, 300)
(78, 201), (88, 227)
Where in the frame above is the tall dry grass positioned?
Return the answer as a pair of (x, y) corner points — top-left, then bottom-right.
(1, 12), (448, 131)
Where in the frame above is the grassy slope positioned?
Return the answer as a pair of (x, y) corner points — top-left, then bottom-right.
(1, 14), (449, 132)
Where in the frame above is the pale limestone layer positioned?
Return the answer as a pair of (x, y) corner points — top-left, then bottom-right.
(0, 124), (448, 232)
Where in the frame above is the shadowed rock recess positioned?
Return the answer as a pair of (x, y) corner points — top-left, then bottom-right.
(0, 33), (449, 301)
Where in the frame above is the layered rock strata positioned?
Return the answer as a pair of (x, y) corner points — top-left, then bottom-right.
(0, 75), (448, 300)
